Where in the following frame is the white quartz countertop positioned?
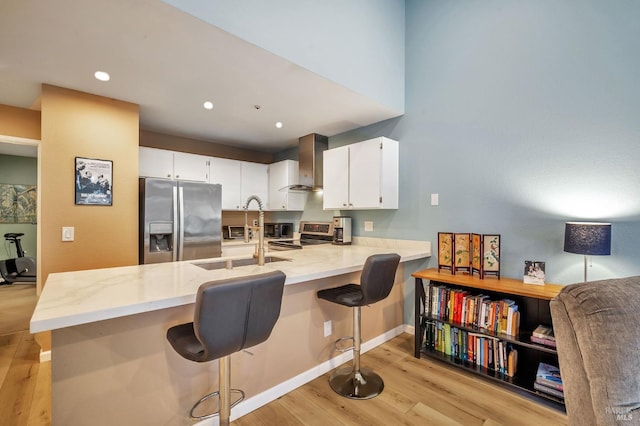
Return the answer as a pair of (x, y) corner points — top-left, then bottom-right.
(31, 238), (430, 333)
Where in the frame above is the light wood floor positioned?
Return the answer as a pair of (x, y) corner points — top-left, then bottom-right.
(0, 284), (37, 337)
(0, 283), (568, 425)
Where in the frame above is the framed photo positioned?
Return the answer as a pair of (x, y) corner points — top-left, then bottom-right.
(482, 234), (500, 278)
(75, 157), (113, 205)
(524, 260), (545, 285)
(438, 232), (454, 274)
(454, 233), (471, 274)
(471, 233), (482, 277)
(0, 183), (37, 223)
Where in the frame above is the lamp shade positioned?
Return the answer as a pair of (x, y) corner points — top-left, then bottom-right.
(564, 222), (611, 256)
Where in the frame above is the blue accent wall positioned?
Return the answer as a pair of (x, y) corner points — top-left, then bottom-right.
(309, 0), (640, 288)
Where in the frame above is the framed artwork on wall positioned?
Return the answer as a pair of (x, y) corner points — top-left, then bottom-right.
(438, 232), (454, 274)
(0, 183), (37, 223)
(75, 157), (113, 206)
(482, 234), (501, 278)
(454, 233), (471, 274)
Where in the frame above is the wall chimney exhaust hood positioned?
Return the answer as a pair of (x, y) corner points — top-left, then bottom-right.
(287, 133), (328, 192)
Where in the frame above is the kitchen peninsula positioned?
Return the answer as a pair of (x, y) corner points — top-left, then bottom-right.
(31, 238), (430, 425)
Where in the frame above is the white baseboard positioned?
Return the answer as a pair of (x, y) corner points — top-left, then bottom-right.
(403, 323), (415, 335)
(194, 324), (406, 426)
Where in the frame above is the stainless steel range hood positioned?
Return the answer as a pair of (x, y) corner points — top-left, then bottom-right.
(288, 133), (328, 191)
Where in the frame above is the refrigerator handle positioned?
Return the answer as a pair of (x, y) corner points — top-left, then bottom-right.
(178, 186), (185, 261)
(172, 186), (179, 262)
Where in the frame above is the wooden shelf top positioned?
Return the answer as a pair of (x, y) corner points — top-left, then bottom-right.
(412, 268), (563, 300)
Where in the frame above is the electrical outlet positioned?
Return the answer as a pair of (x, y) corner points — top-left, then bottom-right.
(431, 193), (439, 206)
(323, 320), (332, 337)
(364, 221), (374, 232)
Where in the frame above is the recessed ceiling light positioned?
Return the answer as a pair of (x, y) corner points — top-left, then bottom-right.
(203, 101), (214, 110)
(275, 122), (283, 129)
(94, 71), (110, 82)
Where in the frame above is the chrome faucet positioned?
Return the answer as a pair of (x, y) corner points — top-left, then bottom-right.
(243, 195), (265, 266)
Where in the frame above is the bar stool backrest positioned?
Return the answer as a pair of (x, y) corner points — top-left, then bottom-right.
(360, 253), (401, 305)
(194, 270), (286, 362)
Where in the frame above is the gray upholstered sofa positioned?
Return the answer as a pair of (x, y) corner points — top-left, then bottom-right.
(550, 276), (640, 425)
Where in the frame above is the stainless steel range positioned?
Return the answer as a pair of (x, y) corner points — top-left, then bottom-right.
(268, 221), (334, 250)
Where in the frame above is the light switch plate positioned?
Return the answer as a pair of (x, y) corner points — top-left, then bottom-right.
(431, 193), (439, 206)
(62, 226), (75, 241)
(323, 320), (332, 337)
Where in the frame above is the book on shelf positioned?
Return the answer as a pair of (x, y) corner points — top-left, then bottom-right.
(534, 382), (564, 400)
(507, 348), (518, 377)
(424, 323), (518, 376)
(535, 362), (563, 391)
(531, 324), (556, 347)
(532, 324), (555, 340)
(426, 285), (520, 336)
(530, 335), (557, 348)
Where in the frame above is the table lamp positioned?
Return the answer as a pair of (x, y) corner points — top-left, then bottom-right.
(563, 222), (611, 284)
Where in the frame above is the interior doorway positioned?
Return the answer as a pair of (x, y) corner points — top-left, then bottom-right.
(0, 135), (40, 335)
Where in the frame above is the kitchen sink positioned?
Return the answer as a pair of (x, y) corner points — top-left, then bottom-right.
(193, 256), (290, 270)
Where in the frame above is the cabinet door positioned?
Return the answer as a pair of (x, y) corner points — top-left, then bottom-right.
(139, 147), (174, 179)
(323, 146), (350, 209)
(268, 160), (305, 211)
(268, 161), (288, 210)
(209, 157), (242, 210)
(240, 162), (269, 210)
(349, 140), (382, 209)
(173, 152), (209, 182)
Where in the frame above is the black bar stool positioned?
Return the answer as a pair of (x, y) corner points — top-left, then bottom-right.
(167, 270), (286, 424)
(317, 253), (400, 399)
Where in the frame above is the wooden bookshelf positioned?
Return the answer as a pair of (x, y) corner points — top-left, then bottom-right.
(412, 268), (565, 410)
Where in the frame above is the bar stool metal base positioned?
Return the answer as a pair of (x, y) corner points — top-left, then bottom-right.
(328, 366), (384, 400)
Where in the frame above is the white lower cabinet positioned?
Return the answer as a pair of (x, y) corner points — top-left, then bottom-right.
(323, 137), (398, 210)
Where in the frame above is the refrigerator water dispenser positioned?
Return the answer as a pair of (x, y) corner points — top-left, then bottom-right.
(149, 222), (173, 252)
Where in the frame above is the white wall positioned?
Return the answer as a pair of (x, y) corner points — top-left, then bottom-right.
(161, 0), (405, 113)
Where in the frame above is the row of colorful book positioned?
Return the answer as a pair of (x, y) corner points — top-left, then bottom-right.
(534, 362), (564, 400)
(425, 320), (518, 377)
(428, 285), (521, 336)
(530, 324), (556, 348)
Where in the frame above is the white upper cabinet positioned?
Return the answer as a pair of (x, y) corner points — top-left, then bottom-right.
(139, 147), (208, 182)
(322, 146), (350, 209)
(268, 160), (306, 211)
(240, 161), (269, 210)
(209, 158), (269, 210)
(139, 147), (174, 179)
(173, 152), (209, 182)
(140, 147), (273, 210)
(209, 157), (242, 210)
(323, 137), (398, 210)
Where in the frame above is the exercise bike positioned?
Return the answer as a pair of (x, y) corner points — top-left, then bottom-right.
(0, 233), (37, 284)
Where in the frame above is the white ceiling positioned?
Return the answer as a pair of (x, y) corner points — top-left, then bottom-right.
(0, 0), (400, 157)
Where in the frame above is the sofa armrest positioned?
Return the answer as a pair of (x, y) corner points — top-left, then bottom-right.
(551, 277), (640, 425)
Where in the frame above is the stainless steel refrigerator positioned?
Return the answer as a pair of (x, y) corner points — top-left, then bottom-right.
(139, 178), (222, 264)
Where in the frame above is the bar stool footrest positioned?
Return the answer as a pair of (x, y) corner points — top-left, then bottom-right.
(334, 336), (355, 352)
(189, 388), (245, 420)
